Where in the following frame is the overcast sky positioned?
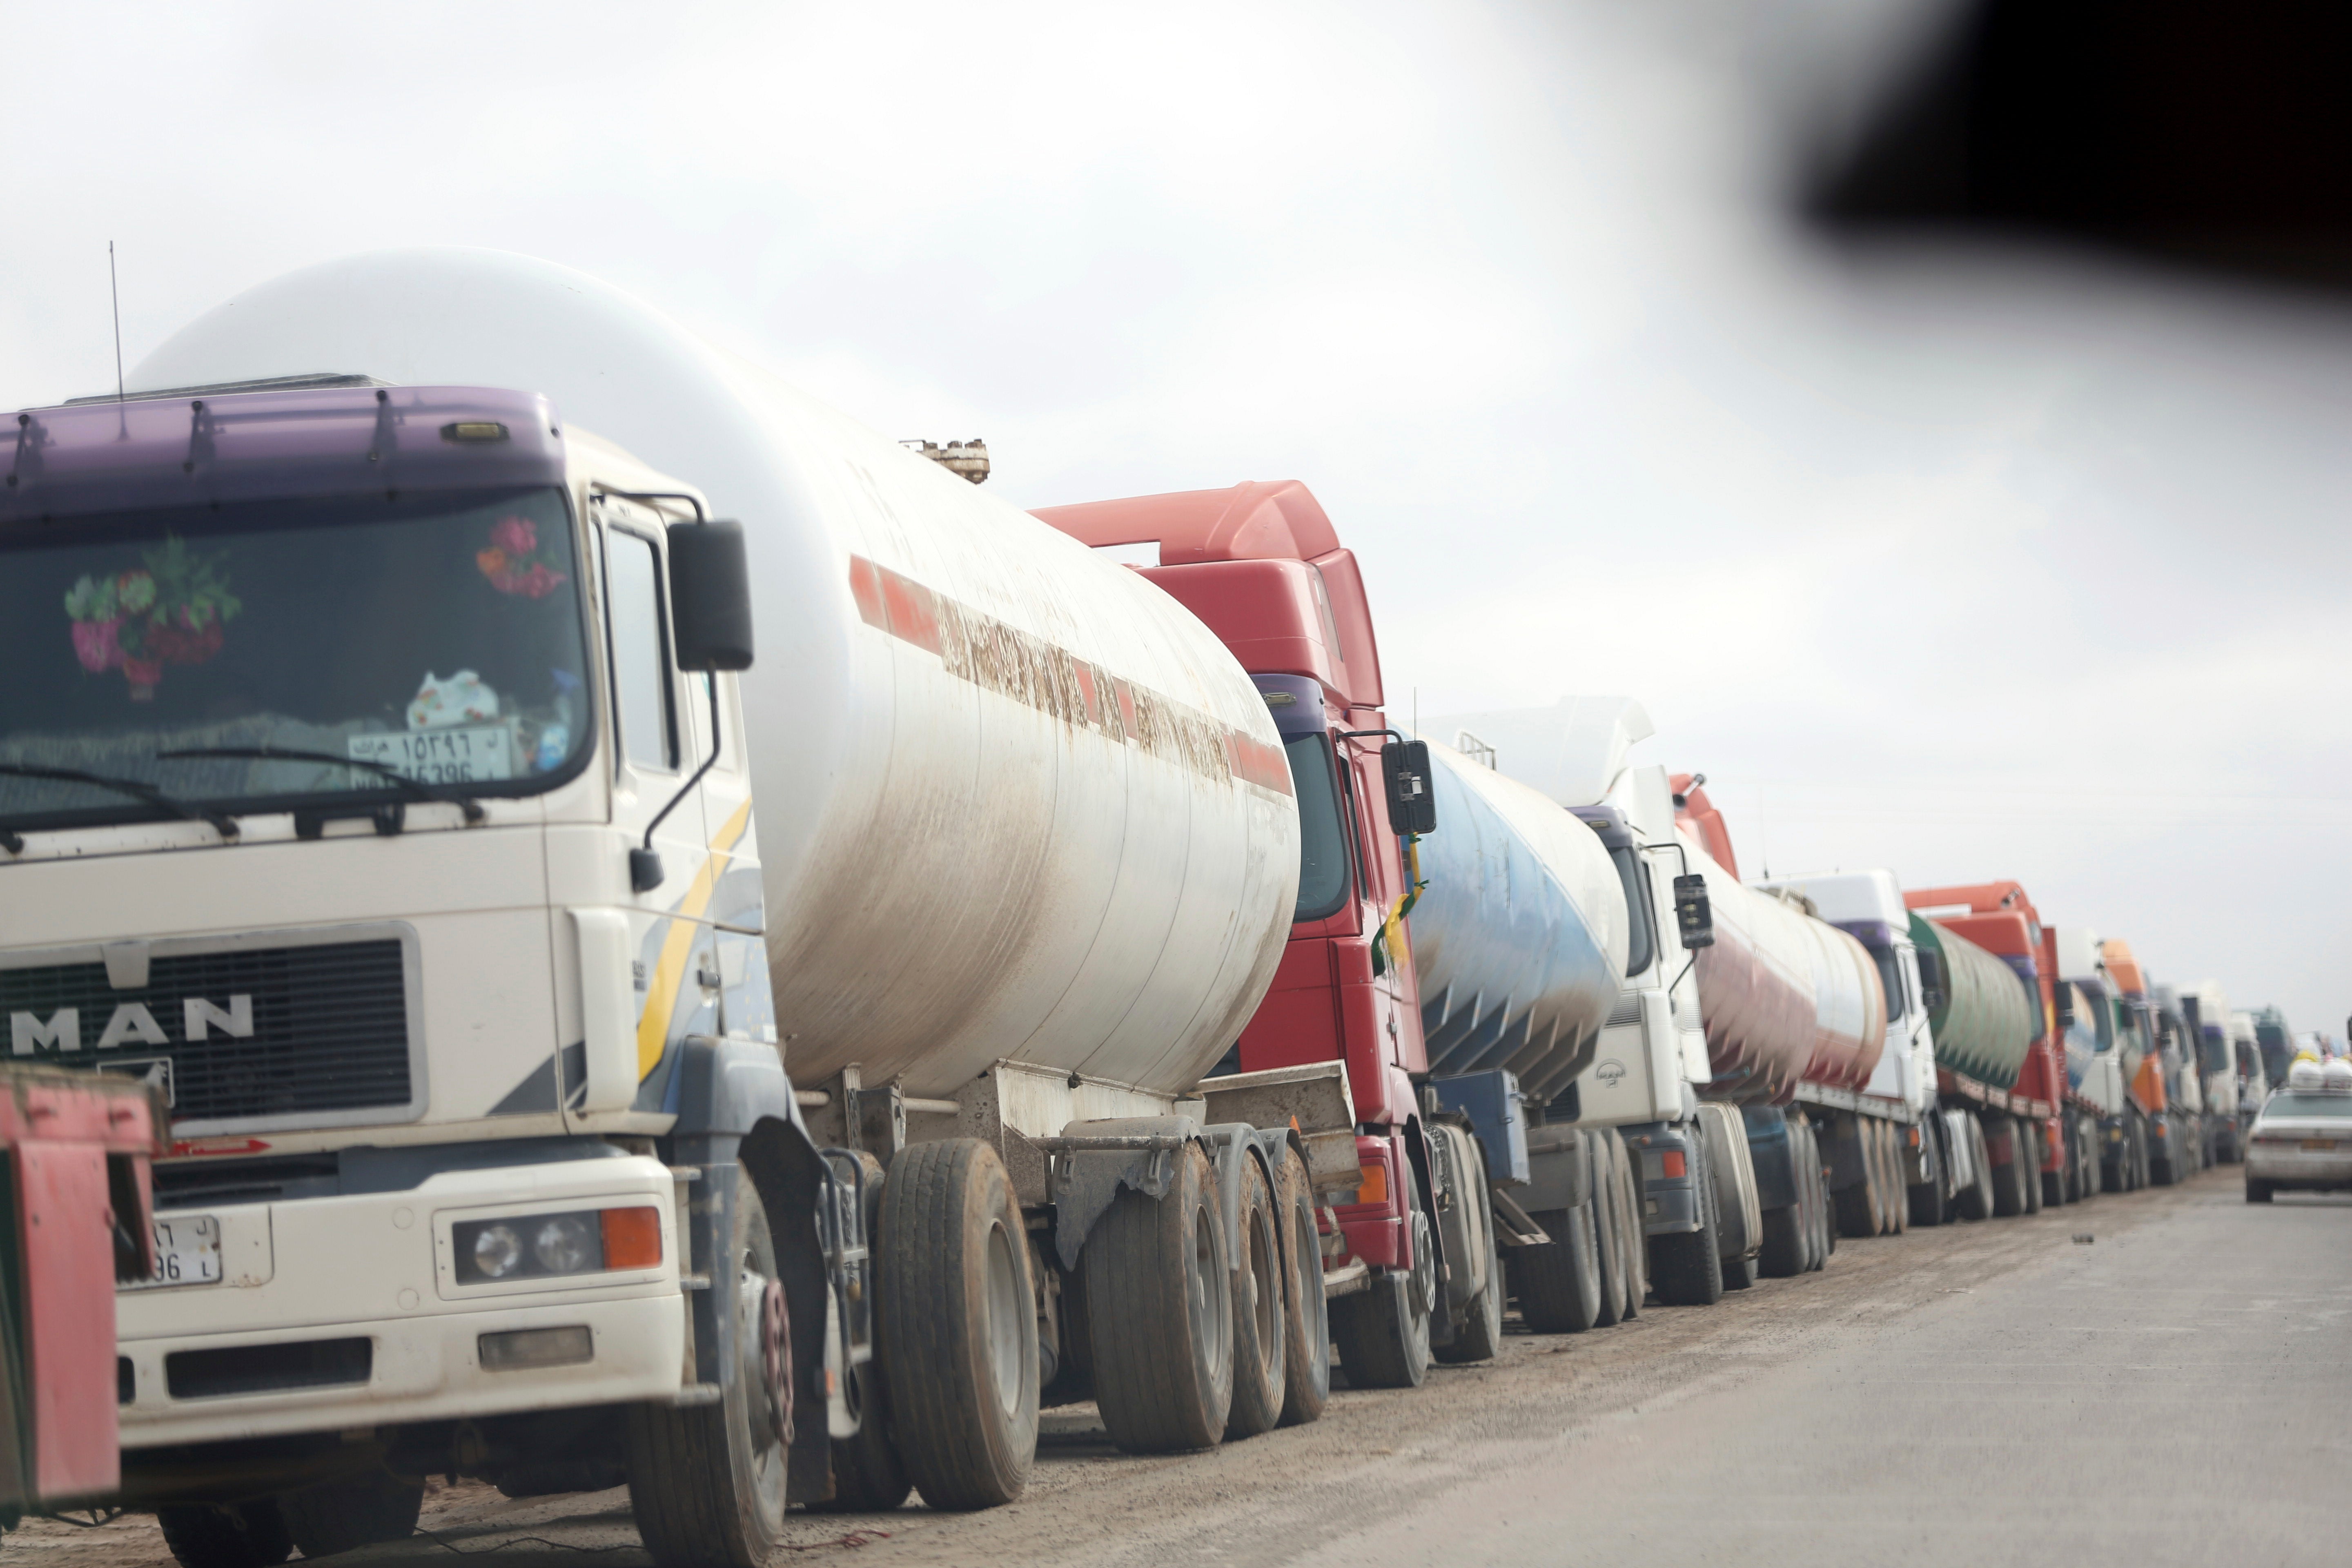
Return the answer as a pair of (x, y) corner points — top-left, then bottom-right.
(7, 1), (2348, 1039)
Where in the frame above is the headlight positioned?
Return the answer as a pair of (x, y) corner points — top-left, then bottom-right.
(452, 1207), (662, 1284)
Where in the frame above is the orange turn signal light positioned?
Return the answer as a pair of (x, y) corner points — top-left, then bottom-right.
(1660, 1149), (1687, 1179)
(600, 1206), (664, 1271)
(1354, 1163), (1389, 1207)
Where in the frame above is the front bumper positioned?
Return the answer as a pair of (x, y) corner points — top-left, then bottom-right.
(119, 1154), (686, 1449)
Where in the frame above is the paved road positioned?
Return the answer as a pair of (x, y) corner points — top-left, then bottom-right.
(13, 1170), (2343, 1568)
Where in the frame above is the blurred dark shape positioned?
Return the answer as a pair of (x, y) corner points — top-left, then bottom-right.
(1811, 2), (2352, 291)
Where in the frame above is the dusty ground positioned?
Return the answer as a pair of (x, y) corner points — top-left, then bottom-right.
(11, 1167), (2332, 1566)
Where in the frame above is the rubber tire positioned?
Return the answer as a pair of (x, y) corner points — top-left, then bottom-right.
(1432, 1178), (1504, 1363)
(281, 1475), (423, 1560)
(1330, 1163), (1434, 1387)
(1272, 1148), (1330, 1426)
(1795, 1120), (1828, 1270)
(1957, 1117), (1995, 1221)
(156, 1502), (292, 1568)
(1833, 1117), (1880, 1240)
(1908, 1118), (1948, 1229)
(806, 1150), (913, 1514)
(626, 1162), (798, 1565)
(871, 1138), (1038, 1506)
(1087, 1140), (1232, 1451)
(1880, 1121), (1908, 1235)
(1224, 1154), (1289, 1437)
(1608, 1131), (1646, 1315)
(1590, 1135), (1630, 1327)
(1512, 1200), (1601, 1332)
(2022, 1121), (2047, 1215)
(1722, 1248), (1758, 1290)
(1990, 1117), (2029, 1218)
(1650, 1140), (1725, 1307)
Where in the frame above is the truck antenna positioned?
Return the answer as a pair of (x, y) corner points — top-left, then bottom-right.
(108, 241), (126, 403)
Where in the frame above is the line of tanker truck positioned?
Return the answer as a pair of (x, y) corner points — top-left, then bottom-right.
(0, 251), (2290, 1567)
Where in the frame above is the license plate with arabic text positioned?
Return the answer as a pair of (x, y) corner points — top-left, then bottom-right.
(123, 1214), (223, 1292)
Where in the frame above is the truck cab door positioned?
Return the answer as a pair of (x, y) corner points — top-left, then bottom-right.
(576, 500), (720, 1121)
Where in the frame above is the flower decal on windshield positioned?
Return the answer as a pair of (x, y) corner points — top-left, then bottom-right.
(477, 513), (569, 599)
(64, 537), (242, 700)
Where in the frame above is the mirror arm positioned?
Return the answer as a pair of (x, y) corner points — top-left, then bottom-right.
(632, 673), (724, 895)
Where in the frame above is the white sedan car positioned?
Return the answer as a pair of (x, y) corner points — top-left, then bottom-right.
(2245, 1062), (2352, 1202)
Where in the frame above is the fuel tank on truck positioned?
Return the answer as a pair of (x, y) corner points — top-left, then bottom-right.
(1679, 832), (1886, 1100)
(1908, 915), (2036, 1091)
(1406, 737), (1630, 1107)
(129, 248), (1301, 1103)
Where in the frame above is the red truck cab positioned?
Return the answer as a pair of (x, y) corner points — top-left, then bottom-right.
(1031, 483), (1429, 1278)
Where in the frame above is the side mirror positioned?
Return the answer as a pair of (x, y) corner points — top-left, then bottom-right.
(1672, 873), (1713, 949)
(1381, 740), (1438, 836)
(668, 519), (755, 672)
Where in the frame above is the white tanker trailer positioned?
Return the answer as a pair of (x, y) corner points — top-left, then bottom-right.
(2, 249), (1341, 1565)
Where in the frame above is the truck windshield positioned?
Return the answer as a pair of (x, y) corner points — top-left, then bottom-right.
(1285, 733), (1350, 922)
(0, 487), (592, 828)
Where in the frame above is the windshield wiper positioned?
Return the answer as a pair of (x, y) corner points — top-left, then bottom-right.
(0, 762), (242, 853)
(155, 746), (487, 828)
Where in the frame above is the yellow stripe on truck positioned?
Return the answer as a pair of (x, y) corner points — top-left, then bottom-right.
(636, 798), (756, 1082)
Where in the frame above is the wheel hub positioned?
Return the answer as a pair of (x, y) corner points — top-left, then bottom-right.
(753, 1275), (792, 1444)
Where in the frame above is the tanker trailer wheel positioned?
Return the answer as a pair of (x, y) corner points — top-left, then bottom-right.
(861, 1139), (1038, 1504)
(1989, 1117), (2029, 1218)
(1796, 1119), (1831, 1269)
(1833, 1117), (1882, 1240)
(1650, 1139), (1725, 1307)
(1272, 1147), (1330, 1426)
(1509, 1198), (1601, 1332)
(627, 1163), (797, 1564)
(1610, 1131), (1647, 1314)
(806, 1150), (913, 1514)
(1957, 1117), (1995, 1222)
(1589, 1134), (1637, 1319)
(1331, 1165), (1436, 1387)
(280, 1472), (424, 1559)
(1434, 1176), (1505, 1361)
(1224, 1152), (1289, 1437)
(1087, 1140), (1235, 1447)
(156, 1501), (292, 1568)
(1869, 1122), (1902, 1236)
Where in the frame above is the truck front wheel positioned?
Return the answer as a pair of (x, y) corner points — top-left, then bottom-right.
(1510, 1199), (1601, 1332)
(806, 1150), (912, 1514)
(1332, 1169), (1436, 1386)
(280, 1474), (424, 1559)
(155, 1502), (292, 1568)
(627, 1165), (793, 1565)
(1650, 1142), (1725, 1307)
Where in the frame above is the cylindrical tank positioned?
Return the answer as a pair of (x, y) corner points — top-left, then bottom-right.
(129, 248), (1300, 1102)
(1682, 833), (1885, 1100)
(1407, 739), (1629, 1106)
(1910, 914), (2035, 1091)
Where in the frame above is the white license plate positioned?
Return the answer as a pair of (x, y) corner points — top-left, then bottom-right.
(125, 1214), (223, 1292)
(349, 724), (514, 785)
